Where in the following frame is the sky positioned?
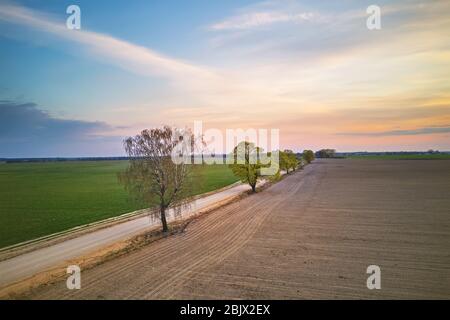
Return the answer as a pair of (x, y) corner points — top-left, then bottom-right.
(0, 0), (449, 157)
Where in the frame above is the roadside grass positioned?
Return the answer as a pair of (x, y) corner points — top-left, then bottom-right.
(346, 154), (450, 160)
(0, 161), (238, 248)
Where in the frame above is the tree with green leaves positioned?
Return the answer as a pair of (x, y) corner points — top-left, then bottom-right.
(228, 141), (262, 192)
(315, 149), (336, 158)
(288, 150), (299, 172)
(279, 150), (290, 174)
(302, 149), (315, 164)
(280, 149), (299, 173)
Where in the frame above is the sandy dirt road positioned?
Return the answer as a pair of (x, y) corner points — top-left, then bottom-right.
(29, 159), (450, 299)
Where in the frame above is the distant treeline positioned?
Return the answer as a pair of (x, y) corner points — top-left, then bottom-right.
(2, 150), (449, 163)
(0, 155), (228, 164)
(0, 157), (129, 163)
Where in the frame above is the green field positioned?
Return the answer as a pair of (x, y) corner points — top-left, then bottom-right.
(0, 161), (238, 248)
(346, 154), (450, 160)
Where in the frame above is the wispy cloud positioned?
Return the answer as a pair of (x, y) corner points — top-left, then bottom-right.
(210, 11), (316, 31)
(337, 126), (450, 137)
(0, 3), (217, 85)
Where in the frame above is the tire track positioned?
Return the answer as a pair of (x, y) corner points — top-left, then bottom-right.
(140, 174), (306, 298)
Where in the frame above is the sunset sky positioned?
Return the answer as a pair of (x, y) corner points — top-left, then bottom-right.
(0, 0), (449, 157)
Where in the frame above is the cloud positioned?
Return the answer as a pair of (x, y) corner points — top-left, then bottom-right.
(0, 3), (217, 85)
(208, 0), (450, 61)
(210, 11), (316, 31)
(0, 2), (272, 107)
(0, 101), (109, 137)
(1, 1), (449, 154)
(0, 101), (123, 157)
(337, 126), (450, 137)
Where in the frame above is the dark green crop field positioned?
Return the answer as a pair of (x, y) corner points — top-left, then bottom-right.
(0, 161), (238, 248)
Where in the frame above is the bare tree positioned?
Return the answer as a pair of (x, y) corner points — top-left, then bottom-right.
(119, 126), (192, 232)
(190, 132), (207, 165)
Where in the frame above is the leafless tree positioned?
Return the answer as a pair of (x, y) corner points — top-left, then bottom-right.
(119, 126), (193, 232)
(189, 132), (207, 165)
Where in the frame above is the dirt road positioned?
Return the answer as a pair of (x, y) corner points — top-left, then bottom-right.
(28, 159), (450, 299)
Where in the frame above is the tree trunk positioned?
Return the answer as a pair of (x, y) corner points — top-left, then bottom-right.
(160, 206), (169, 232)
(251, 183), (256, 193)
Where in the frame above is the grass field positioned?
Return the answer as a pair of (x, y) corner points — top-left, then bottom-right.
(0, 161), (238, 248)
(346, 154), (450, 160)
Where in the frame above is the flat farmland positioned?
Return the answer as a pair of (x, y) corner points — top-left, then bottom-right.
(346, 154), (450, 160)
(0, 161), (238, 248)
(30, 159), (450, 299)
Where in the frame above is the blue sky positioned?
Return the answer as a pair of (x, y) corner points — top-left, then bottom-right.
(1, 0), (449, 157)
